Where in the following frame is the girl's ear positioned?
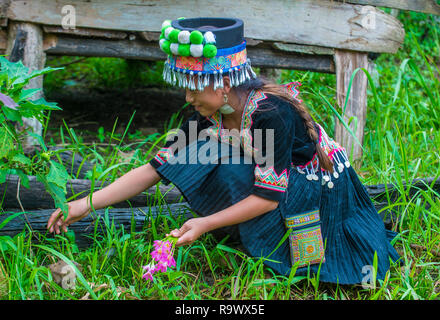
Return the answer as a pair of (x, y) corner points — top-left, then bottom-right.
(222, 76), (231, 93)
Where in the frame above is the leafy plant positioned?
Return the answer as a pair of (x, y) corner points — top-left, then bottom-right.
(0, 56), (69, 214)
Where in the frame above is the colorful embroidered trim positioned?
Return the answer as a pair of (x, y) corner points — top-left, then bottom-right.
(163, 42), (256, 91)
(167, 42), (247, 73)
(240, 90), (267, 157)
(254, 165), (289, 192)
(285, 209), (325, 268)
(285, 209), (320, 229)
(282, 81), (303, 103)
(291, 123), (351, 189)
(205, 89), (268, 157)
(154, 147), (174, 165)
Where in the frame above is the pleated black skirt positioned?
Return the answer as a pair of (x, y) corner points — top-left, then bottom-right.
(154, 138), (401, 285)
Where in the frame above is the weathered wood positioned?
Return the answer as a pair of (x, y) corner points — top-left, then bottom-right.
(272, 42), (335, 56)
(0, 175), (184, 210)
(0, 204), (195, 248)
(341, 0), (440, 15)
(42, 34), (336, 73)
(7, 0), (405, 53)
(334, 49), (369, 166)
(5, 21), (46, 148)
(0, 0), (9, 27)
(43, 25), (127, 39)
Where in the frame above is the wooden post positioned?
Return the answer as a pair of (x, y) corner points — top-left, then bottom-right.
(334, 49), (369, 168)
(5, 21), (46, 150)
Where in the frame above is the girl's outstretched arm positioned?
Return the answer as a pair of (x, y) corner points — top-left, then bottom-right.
(169, 195), (279, 246)
(47, 163), (161, 234)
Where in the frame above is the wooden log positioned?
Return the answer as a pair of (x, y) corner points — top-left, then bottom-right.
(333, 49), (369, 167)
(42, 34), (336, 73)
(5, 21), (46, 149)
(0, 174), (184, 210)
(7, 0), (405, 53)
(341, 0), (440, 15)
(3, 173), (439, 210)
(0, 203), (195, 248)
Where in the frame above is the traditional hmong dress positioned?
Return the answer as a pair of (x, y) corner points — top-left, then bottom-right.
(149, 83), (400, 285)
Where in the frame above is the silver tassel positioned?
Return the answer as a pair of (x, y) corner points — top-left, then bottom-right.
(197, 72), (203, 91)
(247, 59), (257, 78)
(188, 71), (195, 90)
(229, 68), (235, 87)
(218, 69), (224, 89)
(182, 70), (188, 89)
(240, 67), (245, 85)
(234, 67), (239, 86)
(213, 71), (219, 91)
(172, 69), (177, 86)
(204, 73), (210, 88)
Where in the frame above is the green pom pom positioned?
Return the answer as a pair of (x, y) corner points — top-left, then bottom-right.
(160, 31), (165, 40)
(203, 44), (217, 58)
(169, 29), (180, 43)
(161, 40), (171, 55)
(178, 44), (191, 57)
(190, 31), (204, 45)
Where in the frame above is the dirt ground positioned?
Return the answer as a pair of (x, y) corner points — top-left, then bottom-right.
(45, 86), (194, 140)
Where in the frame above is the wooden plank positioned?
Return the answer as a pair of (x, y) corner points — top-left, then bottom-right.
(272, 42), (335, 55)
(340, 0), (440, 15)
(7, 0), (404, 53)
(43, 25), (127, 39)
(42, 34), (336, 73)
(333, 49), (369, 166)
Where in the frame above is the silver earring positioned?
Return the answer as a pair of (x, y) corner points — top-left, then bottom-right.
(219, 94), (235, 114)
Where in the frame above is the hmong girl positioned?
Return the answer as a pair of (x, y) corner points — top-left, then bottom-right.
(47, 17), (400, 285)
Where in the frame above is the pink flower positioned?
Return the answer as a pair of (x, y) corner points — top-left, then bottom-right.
(154, 260), (169, 273)
(142, 263), (156, 282)
(142, 237), (177, 282)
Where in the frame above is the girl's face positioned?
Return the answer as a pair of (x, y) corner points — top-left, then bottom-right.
(185, 81), (224, 117)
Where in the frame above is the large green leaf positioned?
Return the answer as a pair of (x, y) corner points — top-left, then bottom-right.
(46, 160), (69, 189)
(0, 126), (14, 159)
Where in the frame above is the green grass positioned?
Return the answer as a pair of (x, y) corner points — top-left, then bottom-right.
(1, 10), (440, 300)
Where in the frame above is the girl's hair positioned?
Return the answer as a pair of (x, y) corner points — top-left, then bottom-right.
(231, 76), (334, 172)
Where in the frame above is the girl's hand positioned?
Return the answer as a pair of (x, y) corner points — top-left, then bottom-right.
(169, 217), (212, 247)
(47, 197), (91, 234)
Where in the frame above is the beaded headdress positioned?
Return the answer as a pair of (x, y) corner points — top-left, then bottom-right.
(159, 17), (257, 91)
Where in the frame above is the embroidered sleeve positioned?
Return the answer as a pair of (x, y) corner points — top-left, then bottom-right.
(251, 105), (293, 202)
(149, 112), (199, 169)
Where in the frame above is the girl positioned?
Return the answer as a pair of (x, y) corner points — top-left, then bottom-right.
(47, 17), (400, 285)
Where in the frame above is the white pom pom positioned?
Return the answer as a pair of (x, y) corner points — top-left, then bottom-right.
(170, 43), (179, 55)
(190, 44), (204, 57)
(159, 38), (166, 49)
(162, 20), (171, 29)
(204, 31), (216, 44)
(164, 27), (174, 40)
(328, 181), (334, 189)
(178, 30), (191, 44)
